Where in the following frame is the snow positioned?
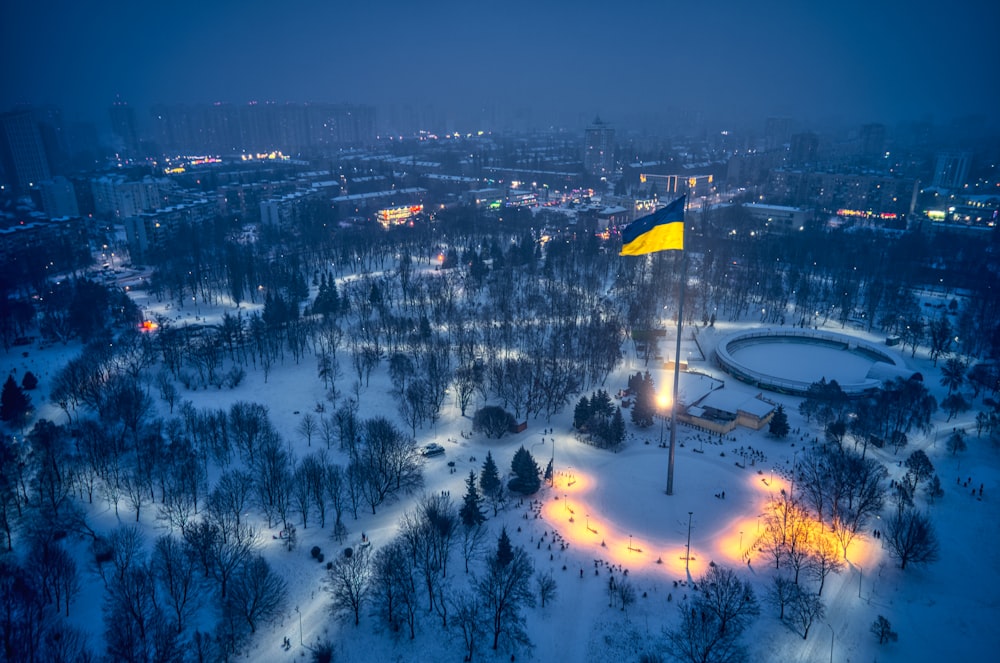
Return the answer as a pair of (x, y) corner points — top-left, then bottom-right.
(728, 336), (880, 386)
(3, 286), (1000, 662)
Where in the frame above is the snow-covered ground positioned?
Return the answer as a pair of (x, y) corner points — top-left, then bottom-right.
(4, 288), (999, 662)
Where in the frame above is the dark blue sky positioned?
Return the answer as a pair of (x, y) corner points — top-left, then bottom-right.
(3, 0), (998, 132)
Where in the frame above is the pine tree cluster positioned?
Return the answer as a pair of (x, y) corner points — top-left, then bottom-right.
(311, 272), (343, 317)
(572, 389), (625, 449)
(628, 371), (656, 428)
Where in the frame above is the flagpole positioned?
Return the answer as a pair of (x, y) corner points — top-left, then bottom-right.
(665, 203), (689, 496)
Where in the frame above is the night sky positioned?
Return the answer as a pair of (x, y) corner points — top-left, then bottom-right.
(3, 0), (998, 131)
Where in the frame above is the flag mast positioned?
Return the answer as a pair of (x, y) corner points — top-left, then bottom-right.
(618, 193), (687, 494)
(664, 198), (689, 496)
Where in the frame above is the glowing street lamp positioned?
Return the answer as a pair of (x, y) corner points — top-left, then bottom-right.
(685, 512), (693, 573)
(657, 392), (671, 448)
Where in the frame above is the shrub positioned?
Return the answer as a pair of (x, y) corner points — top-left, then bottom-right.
(472, 405), (515, 439)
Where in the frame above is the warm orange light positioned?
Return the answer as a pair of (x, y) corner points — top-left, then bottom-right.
(539, 467), (706, 578)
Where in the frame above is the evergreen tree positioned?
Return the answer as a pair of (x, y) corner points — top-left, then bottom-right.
(460, 470), (486, 527)
(591, 389), (615, 418)
(543, 458), (554, 486)
(572, 395), (591, 429)
(20, 371), (38, 390)
(610, 408), (626, 447)
(508, 446), (540, 495)
(629, 372), (656, 428)
(768, 404), (790, 438)
(0, 375), (31, 426)
(496, 528), (514, 567)
(479, 452), (503, 515)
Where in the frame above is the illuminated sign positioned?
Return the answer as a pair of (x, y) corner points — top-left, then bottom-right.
(836, 209), (898, 220)
(377, 204), (424, 228)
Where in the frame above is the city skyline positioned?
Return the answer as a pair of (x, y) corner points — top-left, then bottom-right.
(3, 0), (999, 133)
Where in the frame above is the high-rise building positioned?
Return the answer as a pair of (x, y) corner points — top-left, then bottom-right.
(37, 176), (79, 217)
(584, 116), (614, 177)
(0, 109), (52, 194)
(860, 123), (886, 158)
(931, 152), (971, 190)
(764, 117), (793, 151)
(788, 132), (819, 166)
(109, 98), (141, 159)
(149, 102), (376, 155)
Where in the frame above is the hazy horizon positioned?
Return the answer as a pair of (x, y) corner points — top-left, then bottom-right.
(3, 0), (999, 135)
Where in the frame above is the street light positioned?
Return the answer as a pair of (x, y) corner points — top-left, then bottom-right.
(739, 530), (743, 552)
(657, 393), (670, 448)
(685, 512), (693, 573)
(790, 450), (799, 499)
(826, 622), (834, 663)
(295, 605), (302, 645)
(629, 534), (633, 551)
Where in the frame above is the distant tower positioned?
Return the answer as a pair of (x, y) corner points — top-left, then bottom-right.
(788, 132), (818, 166)
(860, 123), (886, 159)
(931, 152), (971, 190)
(109, 97), (141, 159)
(584, 116), (615, 177)
(764, 117), (793, 151)
(0, 109), (52, 194)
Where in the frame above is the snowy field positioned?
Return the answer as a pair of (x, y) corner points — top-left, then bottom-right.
(729, 339), (879, 385)
(3, 288), (1000, 663)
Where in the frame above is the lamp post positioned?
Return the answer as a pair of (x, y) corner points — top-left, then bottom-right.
(586, 514), (590, 531)
(739, 530), (743, 552)
(858, 565), (863, 599)
(790, 450), (799, 499)
(295, 605), (302, 645)
(658, 393), (669, 448)
(629, 534), (633, 552)
(826, 622), (834, 663)
(685, 512), (693, 573)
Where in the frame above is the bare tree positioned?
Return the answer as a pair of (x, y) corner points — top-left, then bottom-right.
(806, 533), (844, 596)
(450, 589), (485, 663)
(536, 570), (558, 609)
(871, 615), (898, 644)
(664, 599), (748, 663)
(371, 538), (418, 638)
(616, 578), (636, 614)
(698, 565), (760, 635)
(477, 528), (535, 651)
(788, 585), (825, 639)
(296, 413), (318, 447)
(299, 452), (328, 528)
(152, 534), (201, 633)
(766, 574), (796, 620)
(327, 545), (372, 626)
(885, 508), (940, 570)
(225, 554), (287, 634)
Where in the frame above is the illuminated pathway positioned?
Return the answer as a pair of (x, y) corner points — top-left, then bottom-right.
(532, 438), (879, 582)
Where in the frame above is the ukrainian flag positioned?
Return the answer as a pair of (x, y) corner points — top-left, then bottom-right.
(620, 194), (685, 255)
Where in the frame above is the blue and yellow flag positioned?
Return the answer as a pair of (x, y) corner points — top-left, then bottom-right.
(620, 194), (685, 255)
